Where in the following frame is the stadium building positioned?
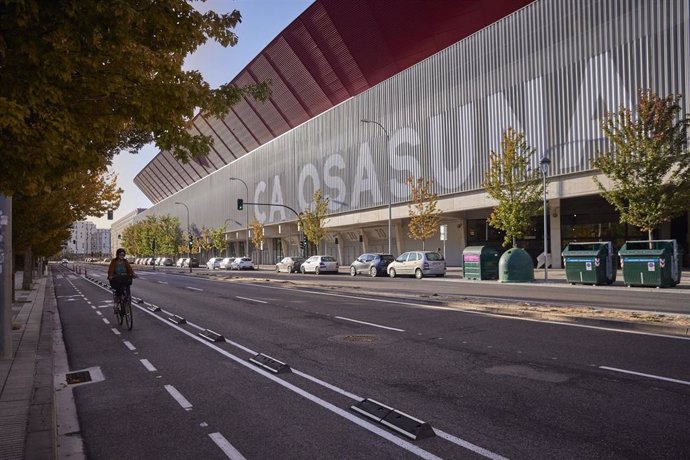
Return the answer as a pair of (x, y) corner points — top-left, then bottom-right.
(131, 0), (690, 267)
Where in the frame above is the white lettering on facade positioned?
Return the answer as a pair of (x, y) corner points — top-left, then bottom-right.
(254, 181), (267, 223)
(323, 154), (347, 211)
(350, 143), (382, 208)
(298, 163), (320, 211)
(389, 127), (421, 199)
(269, 175), (287, 222)
(430, 102), (475, 190)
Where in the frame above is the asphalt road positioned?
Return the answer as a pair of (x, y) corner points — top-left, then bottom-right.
(54, 265), (690, 459)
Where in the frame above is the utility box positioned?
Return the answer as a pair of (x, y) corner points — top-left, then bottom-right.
(618, 240), (682, 288)
(462, 246), (499, 280)
(562, 241), (617, 285)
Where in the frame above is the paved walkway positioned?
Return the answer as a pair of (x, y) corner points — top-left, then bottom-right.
(0, 272), (55, 459)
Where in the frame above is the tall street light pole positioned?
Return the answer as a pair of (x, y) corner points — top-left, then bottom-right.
(229, 177), (250, 257)
(174, 201), (192, 273)
(540, 154), (551, 281)
(360, 119), (392, 255)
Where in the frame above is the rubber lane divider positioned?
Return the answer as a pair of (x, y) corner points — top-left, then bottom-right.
(351, 398), (435, 441)
(248, 353), (291, 374)
(146, 304), (161, 312)
(198, 329), (224, 343)
(167, 314), (187, 325)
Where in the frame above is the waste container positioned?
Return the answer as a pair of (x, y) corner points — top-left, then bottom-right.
(498, 247), (534, 283)
(462, 246), (499, 280)
(618, 239), (682, 288)
(562, 241), (617, 285)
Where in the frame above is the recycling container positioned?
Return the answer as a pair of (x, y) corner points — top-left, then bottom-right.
(498, 247), (534, 283)
(618, 240), (682, 288)
(561, 241), (617, 285)
(462, 246), (499, 280)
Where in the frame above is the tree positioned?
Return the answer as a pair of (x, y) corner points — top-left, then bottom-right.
(593, 89), (690, 240)
(0, 0), (271, 196)
(209, 226), (227, 257)
(406, 177), (441, 250)
(301, 190), (329, 251)
(483, 128), (543, 247)
(249, 220), (264, 262)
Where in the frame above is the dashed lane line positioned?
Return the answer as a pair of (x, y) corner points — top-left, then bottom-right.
(123, 341), (136, 351)
(600, 366), (690, 386)
(235, 296), (267, 304)
(208, 432), (247, 460)
(335, 316), (405, 332)
(164, 385), (193, 411)
(140, 359), (157, 372)
(186, 286), (203, 291)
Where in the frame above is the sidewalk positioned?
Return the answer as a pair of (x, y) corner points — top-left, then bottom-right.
(0, 271), (55, 459)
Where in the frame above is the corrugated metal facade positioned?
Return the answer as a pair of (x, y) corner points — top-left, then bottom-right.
(141, 0), (689, 234)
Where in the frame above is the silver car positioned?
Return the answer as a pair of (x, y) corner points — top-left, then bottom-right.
(300, 255), (339, 275)
(387, 251), (446, 279)
(206, 257), (223, 270)
(275, 256), (305, 273)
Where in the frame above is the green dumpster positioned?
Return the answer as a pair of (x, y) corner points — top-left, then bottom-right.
(462, 246), (499, 280)
(562, 241), (617, 285)
(618, 240), (682, 288)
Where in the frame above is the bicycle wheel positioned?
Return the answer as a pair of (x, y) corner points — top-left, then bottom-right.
(117, 298), (124, 326)
(124, 296), (133, 330)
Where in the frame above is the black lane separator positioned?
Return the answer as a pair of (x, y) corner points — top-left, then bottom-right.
(350, 398), (435, 441)
(249, 353), (291, 374)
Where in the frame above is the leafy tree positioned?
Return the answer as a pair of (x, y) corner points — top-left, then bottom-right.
(483, 128), (543, 247)
(406, 176), (441, 250)
(209, 226), (227, 257)
(301, 190), (329, 251)
(199, 226), (212, 257)
(250, 220), (264, 260)
(1, 0), (271, 196)
(155, 215), (182, 257)
(593, 89), (690, 240)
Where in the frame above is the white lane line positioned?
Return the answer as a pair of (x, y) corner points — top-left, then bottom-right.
(186, 286), (203, 291)
(123, 341), (136, 351)
(139, 309), (448, 460)
(246, 283), (690, 341)
(140, 359), (157, 372)
(600, 366), (690, 386)
(235, 296), (267, 304)
(158, 281), (169, 284)
(165, 385), (193, 411)
(335, 316), (405, 332)
(208, 432), (247, 460)
(102, 318), (110, 325)
(111, 328), (121, 336)
(96, 311), (102, 316)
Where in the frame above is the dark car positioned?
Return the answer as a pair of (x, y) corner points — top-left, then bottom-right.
(275, 256), (305, 273)
(183, 257), (199, 268)
(349, 253), (395, 277)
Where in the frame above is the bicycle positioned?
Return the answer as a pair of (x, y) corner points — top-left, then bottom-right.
(113, 276), (134, 330)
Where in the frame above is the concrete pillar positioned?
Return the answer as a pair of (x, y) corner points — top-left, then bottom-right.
(335, 233), (343, 265)
(549, 198), (562, 268)
(394, 223), (404, 255)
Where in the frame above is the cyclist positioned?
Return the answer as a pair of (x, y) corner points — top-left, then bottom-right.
(108, 248), (135, 313)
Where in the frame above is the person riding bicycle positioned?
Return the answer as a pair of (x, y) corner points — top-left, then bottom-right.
(108, 248), (135, 312)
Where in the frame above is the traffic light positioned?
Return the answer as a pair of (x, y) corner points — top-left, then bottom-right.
(237, 198), (244, 210)
(188, 235), (193, 249)
(299, 241), (305, 250)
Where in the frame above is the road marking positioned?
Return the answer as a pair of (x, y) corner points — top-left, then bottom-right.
(208, 432), (247, 460)
(95, 311), (101, 315)
(123, 341), (136, 351)
(165, 385), (193, 411)
(186, 286), (203, 291)
(335, 316), (405, 332)
(600, 366), (690, 386)
(236, 296), (267, 304)
(158, 281), (168, 284)
(140, 310), (458, 460)
(102, 318), (110, 325)
(140, 359), (157, 372)
(111, 328), (121, 336)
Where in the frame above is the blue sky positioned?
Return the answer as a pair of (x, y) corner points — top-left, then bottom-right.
(88, 0), (312, 228)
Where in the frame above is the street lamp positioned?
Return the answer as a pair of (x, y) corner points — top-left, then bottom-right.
(174, 201), (192, 273)
(360, 119), (392, 255)
(539, 154), (551, 281)
(229, 177), (250, 257)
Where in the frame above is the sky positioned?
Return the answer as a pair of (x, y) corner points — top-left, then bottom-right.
(87, 0), (313, 229)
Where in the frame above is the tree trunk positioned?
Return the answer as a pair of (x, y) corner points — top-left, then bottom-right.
(512, 237), (517, 248)
(22, 245), (33, 290)
(648, 229), (654, 241)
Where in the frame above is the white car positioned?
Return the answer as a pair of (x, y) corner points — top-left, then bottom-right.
(206, 257), (223, 270)
(387, 251), (446, 279)
(300, 255), (339, 274)
(219, 257), (234, 269)
(175, 257), (186, 267)
(230, 257), (255, 270)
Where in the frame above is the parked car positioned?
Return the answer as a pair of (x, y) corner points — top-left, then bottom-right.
(178, 257), (190, 267)
(219, 257), (234, 269)
(387, 251), (446, 279)
(300, 255), (339, 274)
(61, 259), (69, 265)
(182, 257), (199, 268)
(206, 257), (223, 270)
(230, 257), (255, 270)
(349, 253), (395, 277)
(176, 257), (186, 267)
(275, 256), (305, 273)
(160, 257), (174, 266)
